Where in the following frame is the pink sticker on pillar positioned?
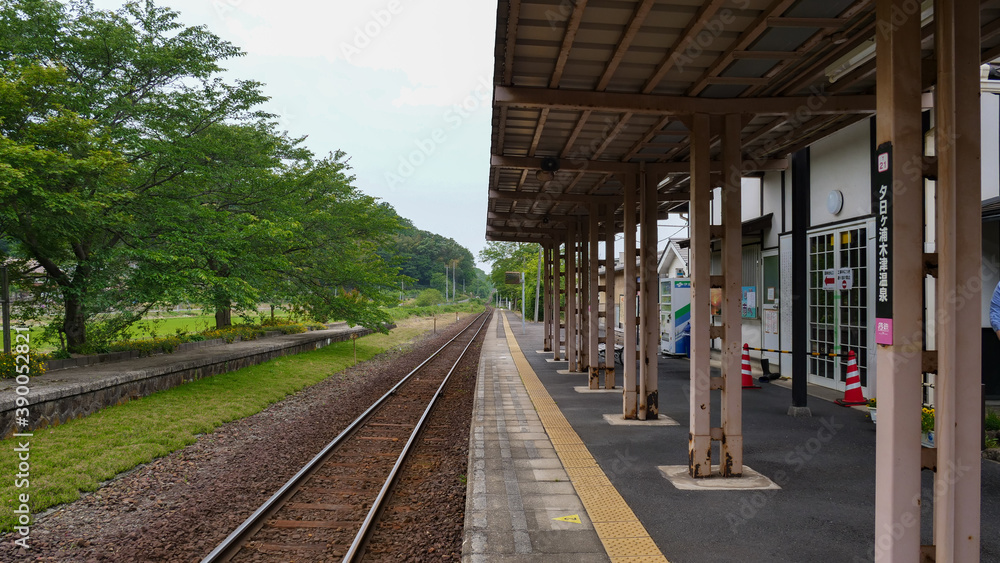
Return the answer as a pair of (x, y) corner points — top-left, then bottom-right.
(875, 318), (892, 345)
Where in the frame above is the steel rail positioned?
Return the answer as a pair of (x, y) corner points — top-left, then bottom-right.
(343, 309), (492, 561)
(201, 308), (491, 563)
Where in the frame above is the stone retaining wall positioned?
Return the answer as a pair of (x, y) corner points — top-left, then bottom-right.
(0, 324), (384, 438)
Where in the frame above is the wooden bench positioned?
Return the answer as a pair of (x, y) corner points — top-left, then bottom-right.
(597, 343), (625, 365)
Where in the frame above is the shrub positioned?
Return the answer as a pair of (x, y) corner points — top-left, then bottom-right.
(260, 318), (310, 334)
(986, 409), (1000, 432)
(414, 288), (444, 307)
(0, 352), (50, 379)
(271, 323), (307, 335)
(107, 336), (183, 357)
(201, 325), (266, 343)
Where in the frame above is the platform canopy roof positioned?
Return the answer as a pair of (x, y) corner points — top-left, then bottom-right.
(486, 0), (1000, 243)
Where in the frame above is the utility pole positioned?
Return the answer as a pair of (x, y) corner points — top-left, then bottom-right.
(534, 246), (542, 323)
(521, 272), (526, 335)
(444, 265), (449, 302)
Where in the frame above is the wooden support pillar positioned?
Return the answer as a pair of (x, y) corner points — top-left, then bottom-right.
(605, 202), (617, 389)
(934, 0), (981, 559)
(580, 217), (590, 373)
(623, 173), (639, 418)
(543, 243), (553, 352)
(589, 204), (601, 389)
(874, 0), (924, 558)
(720, 113), (743, 476)
(567, 222), (578, 370)
(554, 244), (564, 361)
(639, 166), (659, 420)
(689, 112), (712, 477)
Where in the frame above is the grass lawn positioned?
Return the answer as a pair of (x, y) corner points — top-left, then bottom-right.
(0, 309), (482, 533)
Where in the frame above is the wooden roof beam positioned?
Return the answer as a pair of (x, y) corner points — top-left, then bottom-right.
(528, 108), (549, 156)
(560, 110), (592, 158)
(489, 190), (691, 205)
(493, 154), (638, 173)
(549, 0), (587, 88)
(731, 50), (805, 60)
(501, 0), (521, 85)
(766, 17), (849, 28)
(491, 154), (789, 174)
(494, 86), (876, 115)
(486, 233), (557, 244)
(752, 0), (873, 97)
(642, 0), (728, 94)
(490, 189), (623, 205)
(595, 0), (655, 91)
(687, 0), (798, 97)
(591, 112), (633, 159)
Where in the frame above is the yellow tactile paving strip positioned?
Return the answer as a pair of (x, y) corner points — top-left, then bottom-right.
(500, 314), (670, 563)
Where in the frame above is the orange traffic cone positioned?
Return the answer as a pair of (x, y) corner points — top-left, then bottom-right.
(742, 344), (761, 389)
(835, 350), (866, 406)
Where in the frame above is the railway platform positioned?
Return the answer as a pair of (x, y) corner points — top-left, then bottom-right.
(466, 311), (1000, 563)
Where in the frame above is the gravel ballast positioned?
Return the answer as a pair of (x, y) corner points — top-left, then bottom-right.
(0, 316), (482, 562)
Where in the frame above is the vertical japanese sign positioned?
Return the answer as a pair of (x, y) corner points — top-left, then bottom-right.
(874, 142), (893, 345)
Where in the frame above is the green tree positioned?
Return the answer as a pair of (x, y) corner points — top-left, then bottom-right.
(467, 267), (494, 299)
(478, 242), (541, 317)
(393, 220), (475, 291)
(0, 0), (272, 351)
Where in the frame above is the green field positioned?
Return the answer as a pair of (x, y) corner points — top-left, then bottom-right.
(16, 312), (299, 353)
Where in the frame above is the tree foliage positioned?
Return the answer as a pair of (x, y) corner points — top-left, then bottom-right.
(0, 0), (402, 351)
(393, 219), (479, 295)
(478, 242), (542, 318)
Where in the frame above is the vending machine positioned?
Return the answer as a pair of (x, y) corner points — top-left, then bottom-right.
(660, 277), (691, 355)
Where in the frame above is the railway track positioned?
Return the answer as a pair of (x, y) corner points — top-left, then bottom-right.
(201, 309), (492, 562)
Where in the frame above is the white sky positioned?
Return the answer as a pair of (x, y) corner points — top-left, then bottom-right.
(88, 0), (497, 266)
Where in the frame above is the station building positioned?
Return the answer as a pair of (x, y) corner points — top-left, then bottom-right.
(484, 0), (997, 559)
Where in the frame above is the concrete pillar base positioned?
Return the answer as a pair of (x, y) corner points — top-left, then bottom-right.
(787, 406), (812, 418)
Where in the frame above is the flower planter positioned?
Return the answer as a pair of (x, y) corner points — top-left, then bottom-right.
(922, 431), (935, 448)
(868, 407), (877, 424)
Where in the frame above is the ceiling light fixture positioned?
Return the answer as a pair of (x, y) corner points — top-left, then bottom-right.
(535, 170), (554, 182)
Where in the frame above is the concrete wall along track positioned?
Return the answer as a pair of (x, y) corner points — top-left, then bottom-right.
(0, 324), (386, 438)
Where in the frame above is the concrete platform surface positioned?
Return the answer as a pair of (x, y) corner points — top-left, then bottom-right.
(463, 314), (613, 563)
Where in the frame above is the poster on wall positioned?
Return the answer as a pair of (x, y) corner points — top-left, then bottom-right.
(764, 309), (779, 335)
(741, 286), (757, 319)
(710, 288), (722, 316)
(873, 142), (893, 345)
